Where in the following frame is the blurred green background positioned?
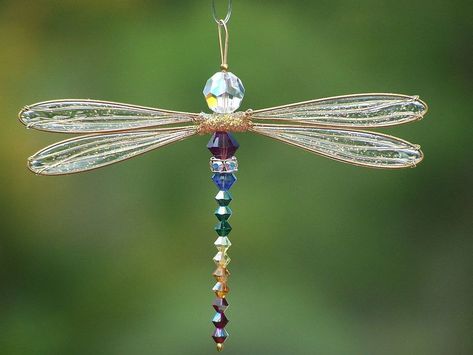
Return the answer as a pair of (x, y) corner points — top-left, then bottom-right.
(1, 1), (472, 354)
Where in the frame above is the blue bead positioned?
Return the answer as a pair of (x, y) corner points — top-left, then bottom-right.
(212, 173), (236, 191)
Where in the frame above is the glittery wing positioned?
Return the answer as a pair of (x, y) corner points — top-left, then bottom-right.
(251, 124), (423, 169)
(28, 127), (197, 175)
(251, 94), (428, 128)
(19, 100), (199, 133)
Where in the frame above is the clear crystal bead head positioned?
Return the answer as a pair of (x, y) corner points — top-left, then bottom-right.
(203, 71), (245, 113)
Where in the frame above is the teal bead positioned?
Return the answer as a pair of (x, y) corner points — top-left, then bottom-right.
(215, 190), (232, 206)
(215, 206), (232, 221)
(215, 220), (232, 236)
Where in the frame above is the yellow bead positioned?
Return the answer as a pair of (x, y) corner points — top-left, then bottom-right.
(212, 281), (229, 298)
(213, 266), (230, 282)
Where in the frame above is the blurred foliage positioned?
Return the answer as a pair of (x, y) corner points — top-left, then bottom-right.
(0, 1), (472, 354)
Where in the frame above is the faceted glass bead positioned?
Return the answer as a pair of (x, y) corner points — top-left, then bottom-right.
(212, 312), (229, 328)
(212, 328), (229, 344)
(203, 71), (245, 113)
(213, 265), (230, 281)
(215, 206), (232, 221)
(213, 251), (231, 267)
(215, 191), (232, 206)
(214, 236), (232, 252)
(212, 281), (229, 298)
(215, 220), (232, 236)
(207, 132), (239, 159)
(212, 173), (236, 191)
(213, 297), (229, 312)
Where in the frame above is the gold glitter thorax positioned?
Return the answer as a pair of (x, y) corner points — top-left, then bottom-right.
(17, 0), (429, 352)
(196, 111), (253, 134)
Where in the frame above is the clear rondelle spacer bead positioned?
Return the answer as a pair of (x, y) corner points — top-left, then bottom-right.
(210, 157), (238, 173)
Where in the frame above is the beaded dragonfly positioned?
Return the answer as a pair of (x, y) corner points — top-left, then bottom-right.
(18, 0), (428, 351)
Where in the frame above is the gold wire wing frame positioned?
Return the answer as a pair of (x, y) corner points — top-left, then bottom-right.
(249, 93), (428, 169)
(18, 99), (200, 175)
(18, 99), (199, 133)
(19, 93), (428, 175)
(251, 93), (428, 128)
(250, 124), (423, 169)
(26, 127), (197, 176)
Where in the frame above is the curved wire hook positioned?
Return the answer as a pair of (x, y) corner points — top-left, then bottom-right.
(212, 0), (232, 24)
(217, 19), (229, 70)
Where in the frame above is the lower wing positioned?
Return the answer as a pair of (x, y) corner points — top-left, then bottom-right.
(251, 124), (423, 169)
(28, 127), (197, 175)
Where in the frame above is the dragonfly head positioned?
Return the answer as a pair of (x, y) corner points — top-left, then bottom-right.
(203, 71), (245, 114)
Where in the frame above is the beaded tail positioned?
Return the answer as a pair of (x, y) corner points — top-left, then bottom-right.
(208, 131), (239, 351)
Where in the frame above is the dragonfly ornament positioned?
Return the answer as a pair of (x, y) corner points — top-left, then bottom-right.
(19, 0), (428, 351)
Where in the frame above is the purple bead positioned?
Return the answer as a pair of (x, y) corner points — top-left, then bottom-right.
(212, 173), (236, 191)
(212, 328), (229, 344)
(213, 298), (229, 312)
(212, 311), (229, 328)
(207, 132), (239, 159)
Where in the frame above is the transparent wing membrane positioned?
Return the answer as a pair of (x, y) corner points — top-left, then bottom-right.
(19, 100), (198, 133)
(252, 94), (428, 128)
(251, 124), (423, 169)
(28, 127), (197, 175)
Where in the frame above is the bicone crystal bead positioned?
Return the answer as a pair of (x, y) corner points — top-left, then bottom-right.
(215, 220), (232, 236)
(213, 251), (231, 267)
(212, 173), (236, 191)
(213, 297), (229, 312)
(213, 265), (230, 281)
(215, 206), (232, 221)
(203, 71), (245, 113)
(215, 190), (232, 206)
(213, 281), (229, 298)
(212, 327), (229, 344)
(214, 236), (232, 251)
(207, 132), (239, 159)
(212, 312), (229, 328)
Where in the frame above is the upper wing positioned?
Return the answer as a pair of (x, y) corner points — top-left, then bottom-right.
(28, 126), (197, 175)
(251, 94), (428, 128)
(19, 99), (199, 133)
(251, 124), (423, 169)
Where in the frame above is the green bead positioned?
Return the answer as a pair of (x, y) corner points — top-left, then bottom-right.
(215, 220), (232, 236)
(215, 190), (232, 206)
(215, 206), (232, 221)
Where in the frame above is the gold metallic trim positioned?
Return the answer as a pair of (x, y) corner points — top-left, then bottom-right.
(196, 112), (252, 134)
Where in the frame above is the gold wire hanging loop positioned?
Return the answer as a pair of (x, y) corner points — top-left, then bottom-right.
(212, 0), (232, 24)
(217, 20), (230, 71)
